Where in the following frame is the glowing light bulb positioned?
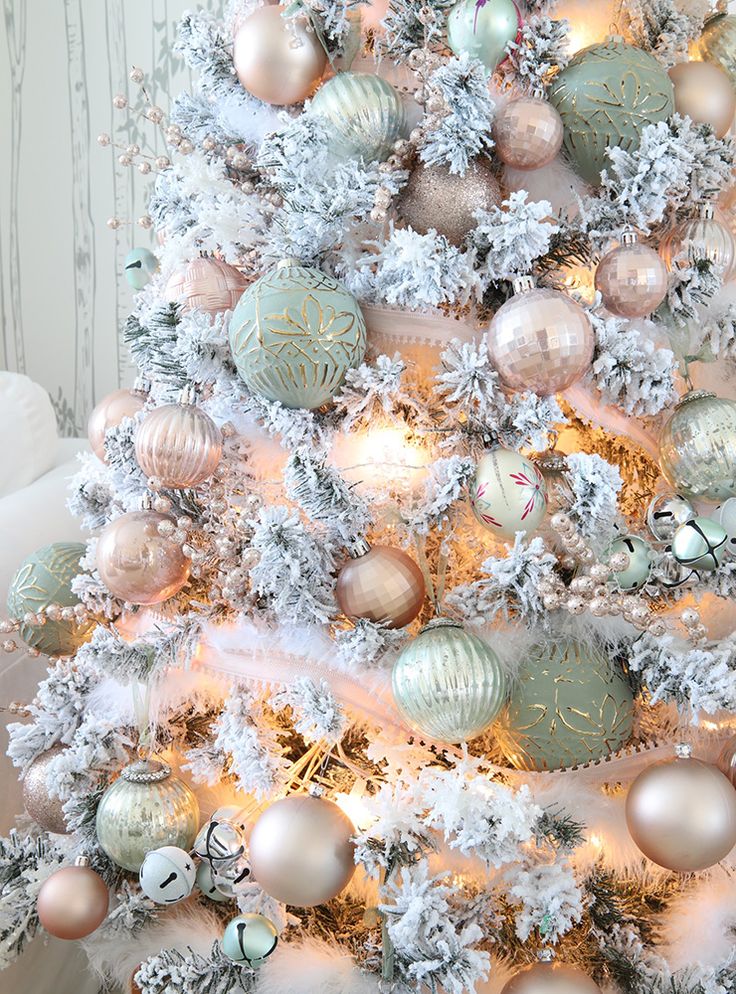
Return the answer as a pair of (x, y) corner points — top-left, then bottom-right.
(554, 0), (618, 54)
(334, 788), (375, 831)
(331, 425), (432, 490)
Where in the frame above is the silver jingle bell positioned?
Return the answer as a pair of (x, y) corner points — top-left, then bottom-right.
(212, 853), (253, 898)
(646, 492), (695, 543)
(193, 816), (246, 867)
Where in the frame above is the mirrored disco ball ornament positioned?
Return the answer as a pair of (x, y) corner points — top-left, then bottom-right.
(165, 257), (248, 316)
(124, 248), (159, 290)
(660, 202), (736, 282)
(671, 517), (728, 572)
(221, 913), (279, 966)
(470, 447), (548, 541)
(493, 94), (564, 170)
(309, 72), (405, 163)
(659, 391), (736, 502)
(229, 259), (366, 410)
(646, 492), (695, 544)
(392, 619), (507, 743)
(486, 276), (594, 395)
(134, 392), (222, 489)
(335, 541), (425, 629)
(139, 846), (196, 905)
(447, 0), (522, 72)
(88, 385), (147, 462)
(594, 231), (668, 318)
(604, 535), (652, 591)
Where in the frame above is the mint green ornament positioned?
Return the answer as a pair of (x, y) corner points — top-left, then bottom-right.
(222, 913), (278, 966)
(497, 639), (634, 772)
(229, 260), (367, 410)
(309, 72), (406, 164)
(447, 0), (521, 72)
(7, 542), (94, 657)
(124, 248), (159, 290)
(671, 517), (728, 572)
(605, 535), (653, 591)
(548, 37), (674, 186)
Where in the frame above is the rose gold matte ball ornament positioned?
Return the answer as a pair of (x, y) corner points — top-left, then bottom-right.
(96, 510), (190, 605)
(37, 857), (109, 940)
(493, 94), (564, 171)
(135, 389), (222, 489)
(336, 541), (425, 629)
(501, 951), (601, 994)
(470, 446), (548, 540)
(486, 276), (594, 395)
(233, 5), (326, 106)
(166, 257), (248, 317)
(248, 793), (356, 907)
(23, 745), (70, 834)
(669, 60), (736, 140)
(88, 386), (147, 462)
(626, 745), (736, 872)
(397, 160), (502, 246)
(595, 231), (669, 318)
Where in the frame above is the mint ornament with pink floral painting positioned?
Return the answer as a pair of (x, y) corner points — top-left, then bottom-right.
(470, 446), (548, 541)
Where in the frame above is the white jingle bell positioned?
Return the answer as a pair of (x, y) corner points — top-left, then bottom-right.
(713, 498), (736, 553)
(139, 846), (196, 905)
(193, 814), (246, 867)
(196, 860), (231, 903)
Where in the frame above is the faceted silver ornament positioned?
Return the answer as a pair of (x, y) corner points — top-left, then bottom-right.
(671, 517), (728, 571)
(646, 492), (695, 543)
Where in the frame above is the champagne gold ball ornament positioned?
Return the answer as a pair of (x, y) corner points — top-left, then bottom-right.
(671, 517), (728, 571)
(493, 94), (564, 171)
(659, 391), (736, 502)
(139, 846), (196, 905)
(695, 13), (736, 89)
(392, 619), (507, 743)
(594, 231), (669, 318)
(548, 36), (674, 185)
(669, 60), (736, 140)
(470, 447), (548, 540)
(222, 913), (278, 966)
(96, 758), (199, 872)
(604, 535), (652, 590)
(23, 745), (70, 834)
(37, 858), (109, 940)
(134, 391), (222, 489)
(248, 793), (356, 907)
(713, 497), (736, 550)
(309, 72), (406, 164)
(486, 276), (594, 395)
(497, 638), (634, 772)
(229, 259), (366, 410)
(233, 5), (326, 106)
(124, 248), (159, 290)
(96, 510), (190, 605)
(646, 492), (695, 543)
(397, 160), (502, 246)
(165, 257), (248, 316)
(626, 746), (736, 872)
(501, 951), (602, 994)
(660, 202), (736, 281)
(335, 542), (425, 629)
(447, 0), (522, 72)
(7, 542), (94, 657)
(88, 386), (146, 462)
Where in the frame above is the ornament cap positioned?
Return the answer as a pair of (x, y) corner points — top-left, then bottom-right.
(74, 855), (90, 868)
(347, 538), (372, 559)
(178, 383), (198, 406)
(419, 617), (463, 634)
(620, 229), (638, 245)
(512, 274), (536, 295)
(537, 948), (556, 964)
(120, 758), (172, 784)
(276, 256), (303, 270)
(139, 493), (155, 511)
(675, 742), (693, 760)
(132, 375), (150, 396)
(308, 784), (326, 798)
(675, 389), (716, 411)
(699, 202), (716, 221)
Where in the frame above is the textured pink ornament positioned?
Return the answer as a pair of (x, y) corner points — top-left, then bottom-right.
(96, 511), (190, 605)
(37, 861), (109, 940)
(336, 543), (425, 629)
(135, 400), (222, 488)
(88, 388), (146, 462)
(594, 232), (669, 318)
(166, 257), (248, 316)
(486, 277), (594, 394)
(493, 95), (564, 170)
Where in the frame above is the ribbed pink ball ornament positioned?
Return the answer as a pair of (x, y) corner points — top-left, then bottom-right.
(595, 231), (668, 318)
(88, 386), (147, 462)
(135, 391), (222, 489)
(96, 509), (190, 605)
(493, 94), (564, 170)
(166, 257), (248, 316)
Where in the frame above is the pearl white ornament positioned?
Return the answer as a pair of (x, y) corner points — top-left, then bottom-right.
(713, 497), (736, 553)
(139, 846), (196, 904)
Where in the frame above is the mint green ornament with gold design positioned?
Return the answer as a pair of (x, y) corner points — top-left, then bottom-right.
(549, 36), (674, 186)
(229, 260), (367, 410)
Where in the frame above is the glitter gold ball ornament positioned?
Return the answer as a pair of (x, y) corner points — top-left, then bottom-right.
(493, 94), (564, 170)
(668, 60), (736, 140)
(95, 758), (200, 872)
(397, 159), (502, 246)
(248, 793), (356, 907)
(139, 846), (196, 905)
(96, 510), (190, 605)
(695, 13), (736, 89)
(594, 231), (668, 318)
(23, 745), (70, 834)
(497, 638), (634, 772)
(88, 386), (146, 462)
(335, 542), (425, 629)
(134, 394), (222, 489)
(7, 542), (94, 657)
(548, 36), (674, 186)
(671, 517), (728, 572)
(37, 858), (109, 940)
(222, 913), (279, 966)
(165, 257), (248, 317)
(229, 259), (367, 410)
(626, 746), (736, 872)
(124, 248), (159, 290)
(486, 277), (594, 394)
(501, 953), (602, 994)
(309, 72), (406, 164)
(604, 535), (652, 591)
(646, 492), (695, 543)
(660, 202), (736, 281)
(392, 618), (507, 743)
(659, 391), (736, 502)
(713, 497), (736, 550)
(447, 0), (522, 72)
(233, 5), (326, 106)
(470, 447), (548, 540)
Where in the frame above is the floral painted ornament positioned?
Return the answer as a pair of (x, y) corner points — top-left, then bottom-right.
(470, 447), (548, 540)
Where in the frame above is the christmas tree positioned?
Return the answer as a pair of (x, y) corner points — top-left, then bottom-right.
(5, 1), (736, 992)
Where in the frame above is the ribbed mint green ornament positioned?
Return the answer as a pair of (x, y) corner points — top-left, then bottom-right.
(447, 0), (521, 72)
(222, 913), (279, 966)
(7, 542), (94, 657)
(229, 260), (367, 409)
(659, 391), (736, 502)
(548, 37), (674, 185)
(309, 72), (406, 163)
(497, 639), (634, 772)
(392, 619), (507, 743)
(696, 13), (736, 87)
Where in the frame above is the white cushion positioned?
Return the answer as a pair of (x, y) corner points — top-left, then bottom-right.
(0, 373), (58, 497)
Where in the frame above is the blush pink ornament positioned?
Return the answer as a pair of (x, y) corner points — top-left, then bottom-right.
(493, 93), (564, 171)
(135, 387), (222, 489)
(88, 384), (147, 462)
(486, 276), (594, 395)
(166, 257), (248, 316)
(96, 509), (190, 605)
(335, 541), (425, 629)
(594, 231), (669, 318)
(37, 858), (109, 940)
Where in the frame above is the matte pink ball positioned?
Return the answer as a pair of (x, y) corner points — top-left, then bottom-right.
(135, 403), (222, 488)
(166, 257), (248, 316)
(493, 96), (564, 170)
(336, 545), (425, 629)
(37, 865), (109, 940)
(88, 388), (145, 462)
(595, 240), (668, 318)
(96, 511), (190, 605)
